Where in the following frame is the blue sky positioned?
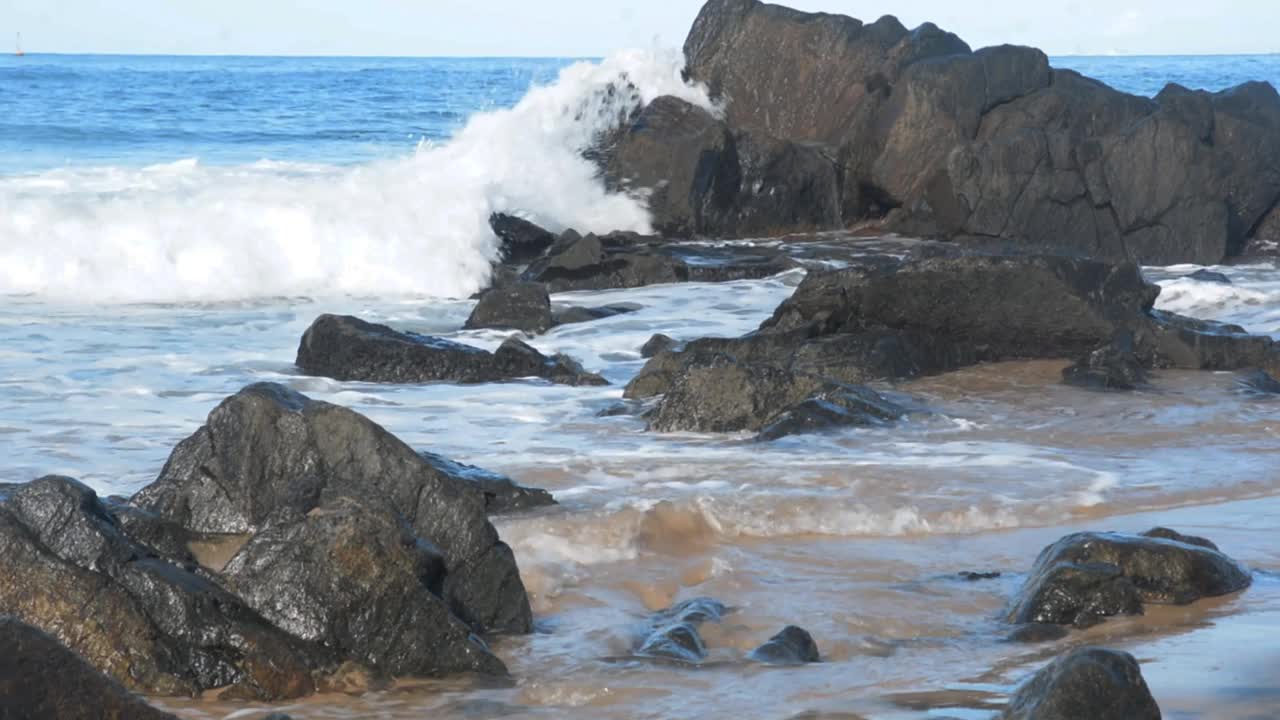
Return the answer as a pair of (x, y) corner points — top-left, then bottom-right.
(5, 0), (1278, 56)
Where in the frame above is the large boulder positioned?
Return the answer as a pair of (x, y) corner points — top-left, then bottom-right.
(1008, 530), (1251, 628)
(604, 95), (841, 237)
(1001, 648), (1160, 720)
(222, 496), (507, 677)
(0, 616), (178, 720)
(132, 382), (537, 634)
(464, 282), (553, 334)
(0, 476), (324, 699)
(489, 212), (557, 265)
(296, 314), (606, 386)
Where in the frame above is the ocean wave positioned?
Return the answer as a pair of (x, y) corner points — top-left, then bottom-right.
(0, 49), (713, 303)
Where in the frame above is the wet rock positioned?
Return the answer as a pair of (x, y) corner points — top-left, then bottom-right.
(0, 616), (179, 720)
(1008, 530), (1251, 628)
(604, 95), (842, 237)
(1140, 526), (1219, 550)
(596, 400), (647, 418)
(641, 333), (678, 358)
(656, 597), (729, 624)
(464, 282), (552, 334)
(489, 212), (557, 265)
(1006, 623), (1070, 644)
(636, 622), (707, 663)
(1001, 647), (1160, 720)
(749, 626), (821, 665)
(1144, 310), (1277, 371)
(1062, 341), (1147, 391)
(133, 382), (536, 635)
(296, 314), (606, 386)
(103, 499), (199, 564)
(222, 496), (507, 677)
(756, 385), (909, 441)
(1185, 269), (1232, 284)
(551, 303), (640, 326)
(1237, 368), (1280, 395)
(959, 571), (1002, 581)
(0, 475), (323, 699)
(417, 451), (555, 515)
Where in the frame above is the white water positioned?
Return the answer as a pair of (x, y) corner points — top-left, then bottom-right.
(0, 49), (713, 303)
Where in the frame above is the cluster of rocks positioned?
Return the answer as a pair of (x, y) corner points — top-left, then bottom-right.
(633, 598), (819, 666)
(0, 383), (555, 715)
(600, 0), (1280, 265)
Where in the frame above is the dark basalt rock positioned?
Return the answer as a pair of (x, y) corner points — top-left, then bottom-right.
(1008, 530), (1251, 628)
(1185, 269), (1232, 284)
(640, 333), (678, 358)
(489, 212), (557, 265)
(634, 597), (728, 664)
(607, 0), (1280, 264)
(0, 476), (324, 699)
(749, 626), (820, 665)
(1062, 341), (1147, 391)
(417, 451), (556, 515)
(1237, 368), (1280, 395)
(551, 303), (640, 327)
(1000, 647), (1160, 720)
(103, 499), (200, 564)
(0, 616), (179, 720)
(1140, 526), (1219, 551)
(296, 314), (606, 386)
(756, 385), (909, 441)
(959, 571), (1002, 581)
(132, 382), (537, 635)
(464, 282), (552, 334)
(222, 496), (507, 677)
(1006, 623), (1070, 644)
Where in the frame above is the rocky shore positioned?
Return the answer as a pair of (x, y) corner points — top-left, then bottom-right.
(5, 1), (1280, 718)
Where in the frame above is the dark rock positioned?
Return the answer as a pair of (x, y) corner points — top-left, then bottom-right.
(296, 314), (606, 386)
(103, 499), (199, 564)
(0, 616), (179, 720)
(417, 451), (556, 515)
(749, 626), (820, 665)
(1006, 623), (1070, 644)
(1001, 647), (1160, 720)
(596, 400), (647, 418)
(1008, 530), (1251, 628)
(1062, 341), (1147, 391)
(222, 496), (507, 677)
(1186, 269), (1232, 284)
(1140, 527), (1219, 551)
(464, 282), (552, 334)
(1237, 368), (1280, 395)
(655, 597), (728, 624)
(132, 382), (535, 635)
(756, 385), (909, 441)
(635, 622), (707, 663)
(959, 571), (1002, 581)
(641, 333), (678, 358)
(551, 303), (640, 326)
(0, 475), (323, 699)
(262, 715), (295, 720)
(489, 213), (557, 265)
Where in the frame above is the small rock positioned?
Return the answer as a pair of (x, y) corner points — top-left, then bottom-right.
(1185, 268), (1232, 284)
(1237, 368), (1280, 395)
(959, 571), (1002, 581)
(1140, 526), (1218, 551)
(635, 622), (707, 663)
(1001, 647), (1160, 720)
(1006, 623), (1070, 644)
(640, 333), (678, 358)
(749, 626), (821, 665)
(464, 282), (552, 334)
(1062, 341), (1146, 391)
(551, 304), (640, 327)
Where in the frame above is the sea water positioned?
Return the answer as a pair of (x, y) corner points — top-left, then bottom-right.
(2, 49), (1279, 719)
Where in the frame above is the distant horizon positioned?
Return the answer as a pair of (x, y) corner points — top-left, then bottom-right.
(9, 50), (1280, 61)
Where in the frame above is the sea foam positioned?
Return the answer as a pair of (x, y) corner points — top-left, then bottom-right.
(0, 50), (713, 303)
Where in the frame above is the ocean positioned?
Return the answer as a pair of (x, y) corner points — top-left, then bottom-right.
(2, 50), (1280, 719)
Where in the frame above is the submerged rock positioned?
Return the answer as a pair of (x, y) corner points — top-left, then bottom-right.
(1185, 269), (1232, 284)
(1001, 647), (1160, 720)
(1062, 341), (1147, 391)
(1008, 529), (1251, 628)
(133, 382), (539, 635)
(1005, 623), (1070, 644)
(465, 282), (552, 334)
(296, 314), (606, 386)
(0, 616), (179, 720)
(1237, 368), (1280, 395)
(222, 496), (507, 677)
(551, 303), (639, 326)
(640, 333), (678, 358)
(749, 626), (821, 665)
(634, 597), (727, 664)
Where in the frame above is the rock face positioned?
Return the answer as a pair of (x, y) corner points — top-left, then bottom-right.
(296, 314), (606, 386)
(1001, 648), (1161, 720)
(629, 254), (1280, 411)
(602, 0), (1280, 264)
(1008, 530), (1251, 628)
(133, 382), (538, 635)
(490, 212), (557, 265)
(749, 626), (821, 665)
(0, 475), (324, 699)
(1062, 340), (1147, 390)
(465, 282), (552, 334)
(0, 616), (179, 720)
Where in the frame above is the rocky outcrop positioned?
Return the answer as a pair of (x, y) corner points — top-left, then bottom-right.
(603, 0), (1280, 264)
(490, 212), (557, 265)
(465, 282), (552, 334)
(749, 626), (820, 665)
(0, 616), (179, 720)
(641, 333), (678, 358)
(1008, 530), (1251, 628)
(0, 475), (324, 699)
(1001, 648), (1161, 720)
(133, 382), (539, 635)
(222, 496), (507, 677)
(1061, 339), (1147, 390)
(628, 255), (1279, 406)
(296, 314), (606, 386)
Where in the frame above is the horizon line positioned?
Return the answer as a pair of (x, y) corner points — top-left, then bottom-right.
(7, 49), (1280, 60)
